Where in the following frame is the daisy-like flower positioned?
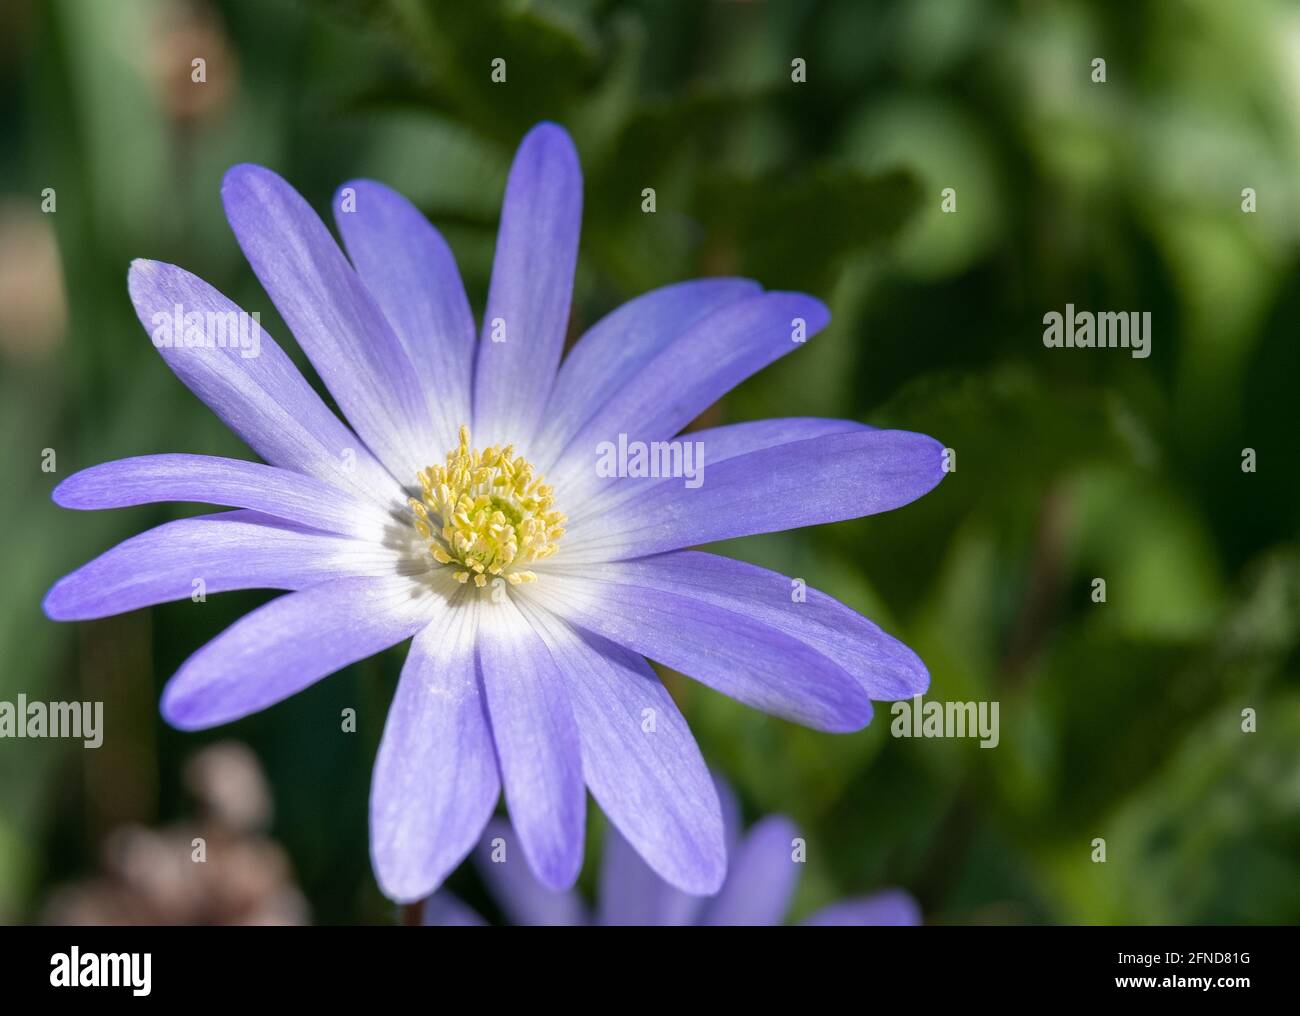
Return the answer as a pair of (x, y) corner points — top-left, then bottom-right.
(44, 122), (946, 903)
(426, 779), (921, 927)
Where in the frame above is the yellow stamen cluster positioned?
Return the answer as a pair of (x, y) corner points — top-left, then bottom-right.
(409, 425), (565, 588)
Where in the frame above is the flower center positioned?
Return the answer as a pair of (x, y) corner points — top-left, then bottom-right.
(409, 425), (565, 588)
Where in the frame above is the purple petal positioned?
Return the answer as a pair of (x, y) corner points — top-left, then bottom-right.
(334, 179), (475, 455)
(370, 604), (499, 903)
(160, 575), (432, 730)
(566, 416), (875, 535)
(524, 575), (872, 732)
(43, 510), (402, 621)
(52, 454), (397, 540)
(802, 889), (922, 926)
(477, 598), (585, 891)
(558, 553), (927, 701)
(711, 770), (745, 853)
(699, 816), (802, 926)
(127, 260), (400, 507)
(221, 164), (435, 481)
(421, 892), (488, 927)
(596, 824), (705, 926)
(546, 292), (829, 495)
(515, 604), (724, 895)
(563, 428), (947, 562)
(473, 818), (587, 926)
(473, 123), (582, 449)
(531, 279), (762, 470)
(669, 416), (873, 463)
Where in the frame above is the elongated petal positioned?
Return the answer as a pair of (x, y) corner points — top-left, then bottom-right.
(523, 574), (872, 732)
(43, 510), (405, 621)
(699, 816), (801, 926)
(53, 454), (397, 540)
(531, 278), (761, 470)
(477, 597), (585, 890)
(222, 164), (435, 480)
(127, 259), (400, 508)
(472, 818), (587, 926)
(681, 415), (872, 463)
(546, 292), (829, 497)
(566, 416), (874, 529)
(562, 428), (947, 562)
(517, 603), (724, 894)
(160, 575), (433, 730)
(370, 597), (499, 903)
(802, 890), (922, 927)
(473, 123), (582, 449)
(335, 179), (475, 455)
(554, 553), (927, 700)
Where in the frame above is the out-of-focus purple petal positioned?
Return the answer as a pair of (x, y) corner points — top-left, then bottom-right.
(516, 603), (724, 895)
(698, 816), (801, 926)
(561, 428), (947, 562)
(525, 574), (873, 732)
(473, 818), (587, 926)
(532, 279), (761, 470)
(595, 824), (704, 927)
(708, 770), (744, 853)
(477, 598), (585, 891)
(546, 292), (829, 497)
(558, 553), (928, 701)
(371, 601), (499, 903)
(160, 575), (432, 731)
(802, 889), (922, 927)
(334, 179), (474, 454)
(43, 510), (404, 621)
(473, 123), (581, 450)
(52, 454), (397, 540)
(421, 892), (489, 927)
(221, 164), (435, 480)
(127, 260), (400, 507)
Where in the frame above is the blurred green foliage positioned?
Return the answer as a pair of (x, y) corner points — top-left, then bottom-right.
(1, 0), (1297, 924)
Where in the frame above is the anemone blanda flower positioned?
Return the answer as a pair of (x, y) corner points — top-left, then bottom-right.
(426, 780), (921, 927)
(43, 122), (946, 903)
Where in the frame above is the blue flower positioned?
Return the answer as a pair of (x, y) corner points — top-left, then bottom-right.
(44, 122), (946, 904)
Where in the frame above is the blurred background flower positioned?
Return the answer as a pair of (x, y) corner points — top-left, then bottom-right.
(2, 0), (1297, 925)
(425, 778), (921, 926)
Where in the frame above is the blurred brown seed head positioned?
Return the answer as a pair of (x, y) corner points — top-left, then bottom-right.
(150, 0), (237, 126)
(184, 740), (273, 833)
(0, 200), (66, 362)
(42, 743), (308, 926)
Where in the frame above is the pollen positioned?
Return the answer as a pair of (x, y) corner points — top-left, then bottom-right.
(409, 424), (565, 587)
